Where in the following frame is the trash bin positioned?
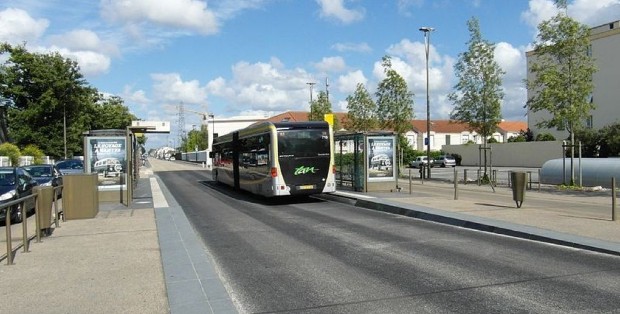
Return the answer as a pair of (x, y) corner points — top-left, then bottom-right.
(511, 171), (526, 208)
(62, 173), (99, 219)
(34, 186), (54, 236)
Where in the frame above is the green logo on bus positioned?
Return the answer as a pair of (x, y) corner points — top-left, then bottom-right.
(294, 166), (317, 175)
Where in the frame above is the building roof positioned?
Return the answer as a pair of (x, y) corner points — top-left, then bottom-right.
(264, 111), (527, 134)
(265, 111), (348, 125)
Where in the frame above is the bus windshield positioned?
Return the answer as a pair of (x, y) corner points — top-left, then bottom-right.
(277, 129), (330, 157)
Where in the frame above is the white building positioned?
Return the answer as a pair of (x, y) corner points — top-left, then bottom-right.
(527, 20), (620, 139)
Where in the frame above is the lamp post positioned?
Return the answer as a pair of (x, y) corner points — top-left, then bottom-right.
(63, 105), (67, 159)
(419, 26), (434, 179)
(208, 114), (215, 147)
(306, 82), (315, 119)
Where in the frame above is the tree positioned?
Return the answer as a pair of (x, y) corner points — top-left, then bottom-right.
(90, 95), (137, 130)
(525, 1), (596, 185)
(308, 91), (332, 121)
(375, 56), (414, 136)
(344, 83), (377, 132)
(0, 142), (20, 166)
(22, 144), (45, 164)
(448, 17), (504, 181)
(308, 90), (340, 130)
(0, 43), (97, 159)
(375, 55), (415, 175)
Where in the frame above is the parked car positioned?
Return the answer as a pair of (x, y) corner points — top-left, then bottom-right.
(23, 164), (63, 187)
(55, 159), (84, 175)
(433, 155), (457, 167)
(410, 156), (434, 168)
(0, 167), (39, 224)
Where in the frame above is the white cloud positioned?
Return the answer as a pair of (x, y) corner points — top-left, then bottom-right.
(44, 45), (111, 76)
(331, 42), (372, 53)
(522, 0), (620, 31)
(316, 0), (365, 24)
(100, 0), (219, 35)
(0, 8), (49, 44)
(48, 29), (119, 56)
(151, 73), (209, 105)
(314, 56), (347, 73)
(337, 70), (367, 93)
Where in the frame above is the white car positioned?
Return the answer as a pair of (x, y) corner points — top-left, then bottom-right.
(433, 155), (457, 167)
(409, 156), (433, 168)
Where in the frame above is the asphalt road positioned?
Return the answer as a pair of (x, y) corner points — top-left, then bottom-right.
(158, 168), (620, 313)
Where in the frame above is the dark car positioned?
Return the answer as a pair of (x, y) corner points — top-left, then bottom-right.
(55, 159), (84, 175)
(0, 167), (39, 224)
(23, 164), (63, 187)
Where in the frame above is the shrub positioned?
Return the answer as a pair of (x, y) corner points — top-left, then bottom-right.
(0, 143), (21, 166)
(21, 144), (45, 164)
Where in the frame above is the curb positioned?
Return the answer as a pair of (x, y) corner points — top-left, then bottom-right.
(315, 192), (620, 256)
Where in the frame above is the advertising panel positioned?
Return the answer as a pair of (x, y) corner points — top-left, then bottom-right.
(367, 136), (395, 181)
(84, 137), (127, 190)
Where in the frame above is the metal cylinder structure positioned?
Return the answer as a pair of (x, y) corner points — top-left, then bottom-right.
(540, 158), (620, 188)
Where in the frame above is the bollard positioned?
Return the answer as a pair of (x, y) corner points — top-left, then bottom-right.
(464, 169), (468, 185)
(409, 169), (412, 195)
(613, 177), (617, 222)
(511, 172), (526, 208)
(22, 201), (30, 251)
(5, 208), (13, 265)
(454, 167), (458, 200)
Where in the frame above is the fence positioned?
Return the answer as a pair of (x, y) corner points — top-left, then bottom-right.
(1, 185), (63, 265)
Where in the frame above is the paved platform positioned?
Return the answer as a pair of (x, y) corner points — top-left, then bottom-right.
(1, 160), (618, 314)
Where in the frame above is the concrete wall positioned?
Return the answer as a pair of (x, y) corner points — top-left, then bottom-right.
(442, 141), (564, 168)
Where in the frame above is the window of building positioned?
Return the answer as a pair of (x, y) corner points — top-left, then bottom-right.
(586, 115), (593, 129)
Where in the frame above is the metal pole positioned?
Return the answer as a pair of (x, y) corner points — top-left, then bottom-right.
(409, 169), (412, 195)
(612, 177), (617, 221)
(420, 26), (434, 179)
(579, 141), (582, 187)
(454, 166), (458, 200)
(64, 106), (67, 159)
(5, 208), (13, 265)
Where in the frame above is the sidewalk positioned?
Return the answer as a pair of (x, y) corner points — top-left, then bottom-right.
(318, 179), (620, 255)
(1, 161), (618, 314)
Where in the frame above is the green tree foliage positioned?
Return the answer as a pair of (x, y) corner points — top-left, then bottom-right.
(90, 95), (137, 130)
(375, 56), (414, 137)
(308, 90), (332, 121)
(598, 124), (620, 157)
(181, 125), (209, 152)
(344, 83), (377, 132)
(448, 17), (504, 180)
(507, 135), (526, 142)
(0, 142), (20, 166)
(525, 4), (596, 184)
(0, 44), (137, 159)
(0, 44), (97, 159)
(21, 144), (44, 164)
(535, 133), (556, 141)
(449, 17), (504, 141)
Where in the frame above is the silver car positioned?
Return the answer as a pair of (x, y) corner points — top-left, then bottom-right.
(433, 155), (456, 167)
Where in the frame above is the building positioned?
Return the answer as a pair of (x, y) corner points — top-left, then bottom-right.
(265, 111), (526, 152)
(526, 20), (620, 139)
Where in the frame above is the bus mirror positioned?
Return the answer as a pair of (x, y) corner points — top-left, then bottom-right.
(209, 152), (215, 158)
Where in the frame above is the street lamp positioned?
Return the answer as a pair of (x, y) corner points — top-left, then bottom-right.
(419, 26), (434, 179)
(306, 82), (315, 119)
(208, 114), (215, 148)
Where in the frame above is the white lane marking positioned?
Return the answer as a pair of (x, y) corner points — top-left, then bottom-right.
(334, 191), (376, 199)
(150, 177), (169, 208)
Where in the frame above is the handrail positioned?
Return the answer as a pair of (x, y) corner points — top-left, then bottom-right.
(1, 184), (64, 265)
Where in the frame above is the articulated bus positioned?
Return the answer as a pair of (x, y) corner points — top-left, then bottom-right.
(210, 121), (336, 197)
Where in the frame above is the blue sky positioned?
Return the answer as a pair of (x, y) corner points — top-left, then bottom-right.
(1, 0), (619, 149)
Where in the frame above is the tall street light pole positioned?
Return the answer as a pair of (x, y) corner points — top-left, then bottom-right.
(307, 82), (315, 119)
(419, 26), (434, 179)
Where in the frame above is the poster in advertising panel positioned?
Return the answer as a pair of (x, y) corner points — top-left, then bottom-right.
(84, 137), (127, 189)
(367, 136), (395, 181)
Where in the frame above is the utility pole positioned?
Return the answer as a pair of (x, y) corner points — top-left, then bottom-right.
(307, 82), (316, 119)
